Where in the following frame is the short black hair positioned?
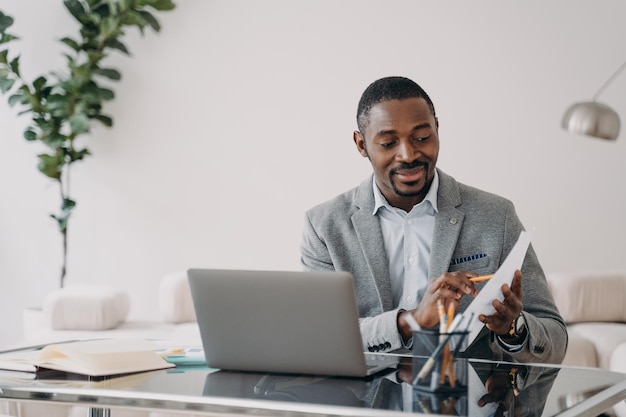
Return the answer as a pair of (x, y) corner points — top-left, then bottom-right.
(356, 76), (436, 133)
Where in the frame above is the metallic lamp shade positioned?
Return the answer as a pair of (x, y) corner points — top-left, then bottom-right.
(561, 101), (621, 140)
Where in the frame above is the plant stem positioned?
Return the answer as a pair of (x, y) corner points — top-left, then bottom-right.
(59, 175), (66, 288)
(61, 227), (67, 289)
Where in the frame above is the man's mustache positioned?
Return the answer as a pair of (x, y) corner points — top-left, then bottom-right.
(390, 160), (427, 175)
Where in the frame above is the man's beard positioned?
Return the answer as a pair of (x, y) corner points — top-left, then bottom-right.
(389, 161), (430, 197)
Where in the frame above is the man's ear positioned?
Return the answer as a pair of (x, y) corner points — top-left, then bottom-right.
(353, 131), (368, 157)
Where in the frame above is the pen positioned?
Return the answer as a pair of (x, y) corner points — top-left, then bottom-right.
(404, 312), (421, 332)
(470, 274), (494, 283)
(437, 300), (447, 386)
(446, 303), (456, 387)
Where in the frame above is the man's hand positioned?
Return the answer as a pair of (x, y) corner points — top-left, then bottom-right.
(477, 370), (515, 416)
(478, 269), (524, 336)
(398, 270), (478, 340)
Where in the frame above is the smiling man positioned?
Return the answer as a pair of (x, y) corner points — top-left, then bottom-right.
(300, 76), (566, 364)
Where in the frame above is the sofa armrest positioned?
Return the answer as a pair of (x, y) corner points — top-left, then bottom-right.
(546, 272), (626, 324)
(158, 271), (197, 324)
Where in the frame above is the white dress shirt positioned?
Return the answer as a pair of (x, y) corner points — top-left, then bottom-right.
(372, 171), (439, 311)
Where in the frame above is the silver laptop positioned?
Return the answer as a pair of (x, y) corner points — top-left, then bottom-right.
(187, 268), (398, 377)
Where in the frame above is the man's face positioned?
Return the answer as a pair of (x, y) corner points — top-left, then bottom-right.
(354, 97), (439, 211)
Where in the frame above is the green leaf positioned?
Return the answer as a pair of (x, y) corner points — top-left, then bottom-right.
(94, 68), (121, 80)
(51, 197), (75, 232)
(78, 82), (102, 105)
(68, 147), (90, 162)
(45, 94), (70, 114)
(99, 15), (118, 38)
(93, 3), (113, 19)
(69, 113), (90, 134)
(138, 10), (160, 31)
(61, 198), (76, 211)
(105, 38), (130, 54)
(8, 92), (24, 107)
(64, 0), (88, 24)
(0, 33), (19, 44)
(139, 0), (176, 11)
(44, 132), (67, 148)
(0, 12), (14, 32)
(23, 129), (37, 141)
(50, 213), (66, 232)
(98, 87), (115, 100)
(0, 49), (7, 64)
(0, 76), (15, 93)
(33, 76), (47, 91)
(91, 114), (113, 127)
(120, 10), (147, 30)
(119, 0), (131, 12)
(37, 153), (64, 179)
(87, 50), (106, 64)
(9, 56), (20, 76)
(60, 37), (81, 51)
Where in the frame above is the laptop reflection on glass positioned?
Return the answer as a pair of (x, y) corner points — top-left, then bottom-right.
(187, 268), (398, 378)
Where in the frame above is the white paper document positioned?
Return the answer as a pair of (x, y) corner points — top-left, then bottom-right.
(467, 362), (499, 417)
(450, 229), (533, 348)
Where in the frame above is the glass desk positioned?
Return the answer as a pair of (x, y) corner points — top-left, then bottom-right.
(0, 354), (625, 417)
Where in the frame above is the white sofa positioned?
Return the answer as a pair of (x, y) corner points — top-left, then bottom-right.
(547, 272), (626, 417)
(546, 272), (626, 372)
(20, 271), (201, 347)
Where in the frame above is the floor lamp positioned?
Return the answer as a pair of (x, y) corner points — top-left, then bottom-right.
(561, 62), (625, 141)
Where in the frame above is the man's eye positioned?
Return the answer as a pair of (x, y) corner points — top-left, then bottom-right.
(379, 140), (396, 148)
(415, 135), (430, 142)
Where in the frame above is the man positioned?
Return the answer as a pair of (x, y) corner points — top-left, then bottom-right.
(300, 76), (566, 364)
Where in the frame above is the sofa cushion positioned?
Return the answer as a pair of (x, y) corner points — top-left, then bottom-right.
(611, 342), (626, 374)
(546, 272), (626, 323)
(568, 323), (626, 370)
(158, 271), (196, 324)
(43, 285), (130, 330)
(562, 332), (599, 368)
(611, 342), (626, 417)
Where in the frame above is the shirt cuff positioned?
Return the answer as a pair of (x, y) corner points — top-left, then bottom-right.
(496, 333), (527, 352)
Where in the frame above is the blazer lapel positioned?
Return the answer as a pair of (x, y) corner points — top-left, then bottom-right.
(430, 170), (465, 278)
(352, 177), (394, 310)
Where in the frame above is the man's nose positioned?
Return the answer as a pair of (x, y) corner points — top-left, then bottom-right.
(396, 140), (418, 162)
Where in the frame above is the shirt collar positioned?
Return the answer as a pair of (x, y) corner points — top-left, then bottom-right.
(372, 170), (440, 215)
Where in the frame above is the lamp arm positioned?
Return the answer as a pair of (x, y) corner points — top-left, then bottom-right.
(592, 61), (626, 101)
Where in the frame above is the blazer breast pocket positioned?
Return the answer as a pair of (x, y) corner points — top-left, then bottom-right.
(448, 253), (491, 273)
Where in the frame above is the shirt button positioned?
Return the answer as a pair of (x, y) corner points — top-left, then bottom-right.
(450, 218), (458, 224)
(408, 257), (414, 264)
(406, 296), (413, 303)
(407, 219), (413, 225)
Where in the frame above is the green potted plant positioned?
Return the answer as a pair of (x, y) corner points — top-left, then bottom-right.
(0, 0), (175, 288)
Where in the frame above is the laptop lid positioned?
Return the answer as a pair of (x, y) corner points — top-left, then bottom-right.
(187, 268), (396, 377)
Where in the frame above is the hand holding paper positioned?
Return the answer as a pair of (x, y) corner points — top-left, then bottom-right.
(449, 229), (533, 347)
(479, 270), (524, 335)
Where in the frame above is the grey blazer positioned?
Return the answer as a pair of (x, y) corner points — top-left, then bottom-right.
(301, 169), (567, 364)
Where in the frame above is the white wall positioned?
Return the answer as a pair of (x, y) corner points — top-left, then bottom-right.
(2, 1), (625, 347)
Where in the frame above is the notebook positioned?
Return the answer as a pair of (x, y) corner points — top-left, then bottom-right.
(187, 268), (398, 377)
